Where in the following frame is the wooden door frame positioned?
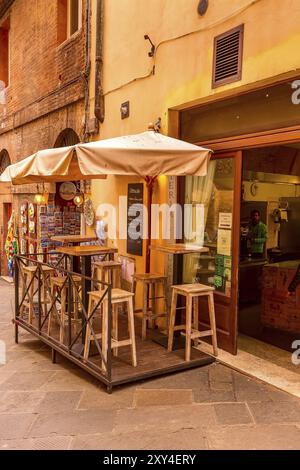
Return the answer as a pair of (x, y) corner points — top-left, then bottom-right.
(176, 151), (242, 354)
(211, 151), (242, 354)
(170, 102), (300, 353)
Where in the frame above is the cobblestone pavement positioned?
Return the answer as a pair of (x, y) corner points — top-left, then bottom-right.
(0, 281), (300, 450)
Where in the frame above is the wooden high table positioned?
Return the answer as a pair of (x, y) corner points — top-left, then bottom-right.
(55, 245), (118, 321)
(51, 235), (98, 245)
(150, 243), (210, 349)
(51, 235), (98, 272)
(150, 243), (209, 284)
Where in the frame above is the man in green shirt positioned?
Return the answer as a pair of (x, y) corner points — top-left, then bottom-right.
(248, 209), (268, 258)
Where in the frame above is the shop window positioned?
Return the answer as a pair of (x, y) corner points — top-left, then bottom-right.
(0, 18), (10, 88)
(57, 0), (82, 44)
(212, 24), (244, 88)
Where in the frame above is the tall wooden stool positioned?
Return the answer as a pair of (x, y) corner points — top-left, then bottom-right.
(92, 261), (122, 288)
(21, 265), (55, 324)
(48, 275), (82, 343)
(133, 273), (168, 340)
(168, 284), (218, 361)
(84, 288), (137, 372)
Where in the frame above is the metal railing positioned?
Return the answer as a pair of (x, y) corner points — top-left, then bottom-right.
(14, 253), (113, 391)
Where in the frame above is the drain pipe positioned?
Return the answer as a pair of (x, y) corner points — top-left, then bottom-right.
(83, 0), (91, 142)
(94, 0), (105, 124)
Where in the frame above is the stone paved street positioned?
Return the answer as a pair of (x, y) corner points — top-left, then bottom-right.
(0, 281), (300, 450)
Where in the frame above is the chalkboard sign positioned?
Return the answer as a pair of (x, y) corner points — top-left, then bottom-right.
(127, 183), (144, 256)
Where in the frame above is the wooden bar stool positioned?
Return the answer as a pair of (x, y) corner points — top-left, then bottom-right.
(133, 273), (168, 340)
(48, 275), (82, 343)
(92, 260), (122, 289)
(21, 265), (55, 324)
(168, 283), (218, 361)
(84, 288), (137, 372)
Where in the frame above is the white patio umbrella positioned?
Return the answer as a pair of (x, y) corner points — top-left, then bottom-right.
(1, 129), (210, 184)
(0, 127), (212, 271)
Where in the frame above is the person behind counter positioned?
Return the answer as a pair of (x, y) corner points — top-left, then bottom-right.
(247, 209), (268, 259)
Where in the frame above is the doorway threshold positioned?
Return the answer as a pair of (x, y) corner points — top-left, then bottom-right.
(196, 335), (300, 398)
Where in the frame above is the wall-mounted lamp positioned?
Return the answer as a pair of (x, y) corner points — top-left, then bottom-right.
(34, 183), (47, 205)
(198, 0), (209, 16)
(73, 193), (84, 207)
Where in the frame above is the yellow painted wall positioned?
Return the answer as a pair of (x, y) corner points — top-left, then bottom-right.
(88, 0), (300, 274)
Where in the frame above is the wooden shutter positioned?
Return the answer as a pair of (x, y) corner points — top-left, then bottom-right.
(212, 25), (244, 88)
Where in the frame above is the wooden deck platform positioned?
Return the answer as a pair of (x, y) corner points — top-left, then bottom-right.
(16, 309), (214, 390)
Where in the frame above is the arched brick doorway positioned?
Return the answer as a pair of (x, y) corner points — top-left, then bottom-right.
(54, 128), (80, 148)
(0, 149), (11, 175)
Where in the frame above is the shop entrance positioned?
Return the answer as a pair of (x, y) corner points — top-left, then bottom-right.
(183, 151), (242, 354)
(238, 144), (300, 353)
(1, 202), (12, 276)
(182, 144), (300, 356)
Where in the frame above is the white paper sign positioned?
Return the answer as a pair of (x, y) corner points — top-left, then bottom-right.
(219, 212), (233, 229)
(217, 229), (232, 257)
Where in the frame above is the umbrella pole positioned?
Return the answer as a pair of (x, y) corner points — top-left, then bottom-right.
(145, 176), (156, 273)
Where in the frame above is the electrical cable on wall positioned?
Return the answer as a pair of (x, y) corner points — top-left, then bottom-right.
(103, 0), (263, 98)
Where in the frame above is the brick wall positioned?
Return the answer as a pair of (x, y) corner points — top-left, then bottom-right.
(0, 0), (87, 143)
(0, 0), (88, 276)
(262, 265), (300, 333)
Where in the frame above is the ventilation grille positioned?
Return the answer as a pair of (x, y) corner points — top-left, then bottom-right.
(213, 25), (244, 87)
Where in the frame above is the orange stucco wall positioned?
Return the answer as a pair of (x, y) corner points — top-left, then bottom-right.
(89, 0), (300, 276)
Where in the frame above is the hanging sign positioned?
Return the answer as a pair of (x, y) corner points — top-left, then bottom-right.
(59, 182), (77, 201)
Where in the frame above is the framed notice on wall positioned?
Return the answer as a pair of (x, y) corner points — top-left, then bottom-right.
(127, 183), (144, 256)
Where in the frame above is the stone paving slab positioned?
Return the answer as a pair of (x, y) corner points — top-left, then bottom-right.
(134, 389), (194, 407)
(193, 388), (236, 403)
(137, 367), (210, 390)
(206, 424), (300, 450)
(40, 370), (99, 392)
(0, 435), (72, 450)
(35, 391), (83, 414)
(0, 371), (56, 391)
(115, 404), (216, 433)
(214, 403), (254, 425)
(248, 401), (300, 424)
(71, 428), (208, 451)
(0, 391), (44, 413)
(77, 387), (136, 410)
(0, 413), (37, 440)
(29, 408), (116, 438)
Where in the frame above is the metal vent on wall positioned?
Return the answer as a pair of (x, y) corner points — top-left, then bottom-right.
(213, 25), (244, 88)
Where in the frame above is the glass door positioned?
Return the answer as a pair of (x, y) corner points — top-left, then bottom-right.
(183, 151), (242, 354)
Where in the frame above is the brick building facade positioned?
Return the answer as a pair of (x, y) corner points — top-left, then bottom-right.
(0, 0), (89, 275)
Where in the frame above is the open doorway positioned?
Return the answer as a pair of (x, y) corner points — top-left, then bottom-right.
(238, 144), (300, 353)
(1, 202), (12, 276)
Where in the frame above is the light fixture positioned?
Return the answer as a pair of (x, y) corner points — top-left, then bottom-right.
(34, 184), (46, 205)
(198, 0), (209, 16)
(73, 193), (84, 207)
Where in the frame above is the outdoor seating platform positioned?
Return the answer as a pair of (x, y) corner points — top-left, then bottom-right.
(14, 255), (215, 393)
(15, 314), (214, 392)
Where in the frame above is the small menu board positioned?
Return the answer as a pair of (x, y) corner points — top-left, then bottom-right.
(127, 183), (144, 256)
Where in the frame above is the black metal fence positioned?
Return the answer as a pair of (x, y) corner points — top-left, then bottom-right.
(14, 254), (114, 392)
